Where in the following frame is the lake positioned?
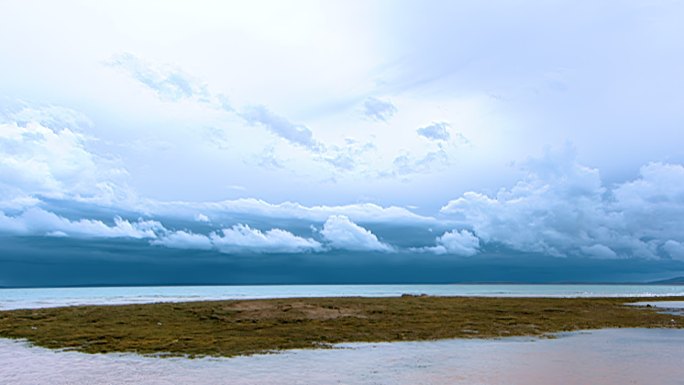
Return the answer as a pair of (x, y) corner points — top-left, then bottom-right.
(1, 328), (683, 385)
(1, 284), (683, 310)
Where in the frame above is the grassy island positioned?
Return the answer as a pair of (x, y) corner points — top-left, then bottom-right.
(1, 296), (682, 357)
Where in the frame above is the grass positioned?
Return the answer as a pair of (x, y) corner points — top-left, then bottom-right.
(0, 296), (682, 357)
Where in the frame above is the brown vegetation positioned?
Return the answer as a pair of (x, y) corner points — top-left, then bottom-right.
(0, 296), (682, 357)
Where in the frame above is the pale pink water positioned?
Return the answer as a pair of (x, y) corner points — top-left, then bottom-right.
(1, 328), (682, 384)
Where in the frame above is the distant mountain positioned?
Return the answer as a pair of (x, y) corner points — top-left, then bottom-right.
(648, 277), (684, 285)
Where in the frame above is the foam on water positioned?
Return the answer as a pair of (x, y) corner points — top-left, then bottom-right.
(1, 328), (683, 385)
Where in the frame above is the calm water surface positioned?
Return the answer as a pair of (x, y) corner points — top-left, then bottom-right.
(1, 284), (683, 310)
(1, 328), (683, 385)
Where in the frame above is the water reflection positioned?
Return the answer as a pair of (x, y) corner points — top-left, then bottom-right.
(1, 328), (683, 385)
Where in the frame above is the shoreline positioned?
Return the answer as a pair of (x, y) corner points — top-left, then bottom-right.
(1, 296), (682, 357)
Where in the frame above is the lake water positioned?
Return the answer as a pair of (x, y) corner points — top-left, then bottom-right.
(1, 328), (683, 385)
(1, 284), (683, 310)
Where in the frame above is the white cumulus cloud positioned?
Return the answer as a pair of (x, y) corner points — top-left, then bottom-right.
(320, 215), (392, 252)
(440, 146), (684, 259)
(152, 225), (323, 254)
(210, 224), (322, 254)
(0, 120), (132, 206)
(420, 229), (481, 256)
(194, 213), (210, 222)
(0, 208), (162, 239)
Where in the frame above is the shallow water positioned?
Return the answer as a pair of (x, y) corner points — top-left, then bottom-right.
(1, 328), (683, 385)
(2, 284), (684, 310)
(633, 300), (684, 308)
(632, 301), (684, 316)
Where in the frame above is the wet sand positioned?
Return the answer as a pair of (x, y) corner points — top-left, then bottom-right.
(1, 328), (683, 385)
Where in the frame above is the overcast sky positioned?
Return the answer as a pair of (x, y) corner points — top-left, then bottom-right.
(1, 1), (684, 284)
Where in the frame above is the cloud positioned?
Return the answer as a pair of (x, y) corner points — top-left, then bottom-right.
(151, 230), (213, 250)
(580, 244), (618, 259)
(0, 208), (162, 239)
(323, 152), (355, 171)
(2, 103), (92, 131)
(384, 121), (470, 177)
(387, 149), (449, 177)
(321, 139), (376, 171)
(0, 196), (41, 212)
(241, 105), (319, 149)
(420, 229), (481, 256)
(0, 121), (132, 205)
(0, 209), (399, 254)
(440, 146), (684, 259)
(106, 53), (234, 113)
(254, 146), (286, 169)
(417, 122), (450, 141)
(0, 211), (27, 234)
(0, 207), (323, 254)
(210, 224), (322, 253)
(108, 53), (334, 153)
(151, 225), (323, 254)
(320, 215), (392, 252)
(107, 53), (212, 103)
(662, 240), (684, 261)
(147, 198), (436, 224)
(363, 97), (397, 121)
(195, 213), (210, 222)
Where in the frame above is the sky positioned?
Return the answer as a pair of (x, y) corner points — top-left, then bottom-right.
(1, 0), (684, 286)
